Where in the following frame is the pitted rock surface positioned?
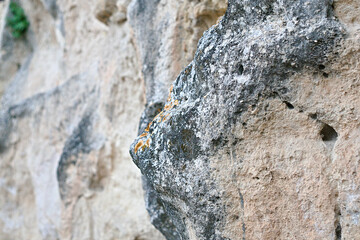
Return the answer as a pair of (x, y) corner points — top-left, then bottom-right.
(130, 0), (355, 239)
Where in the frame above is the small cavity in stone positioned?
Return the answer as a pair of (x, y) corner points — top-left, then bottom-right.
(284, 101), (294, 109)
(309, 113), (317, 120)
(334, 205), (342, 240)
(238, 64), (244, 75)
(335, 222), (342, 240)
(320, 124), (338, 142)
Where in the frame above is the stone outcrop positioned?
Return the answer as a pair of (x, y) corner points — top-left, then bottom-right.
(130, 0), (360, 239)
(1, 0), (360, 239)
(128, 1), (227, 238)
(0, 0), (228, 239)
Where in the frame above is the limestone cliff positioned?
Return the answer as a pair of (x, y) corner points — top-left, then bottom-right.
(1, 0), (360, 240)
(130, 0), (360, 239)
(0, 0), (227, 239)
(0, 0), (162, 239)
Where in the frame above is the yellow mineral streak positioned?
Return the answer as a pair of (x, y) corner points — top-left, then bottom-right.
(145, 138), (151, 147)
(162, 113), (171, 122)
(134, 140), (144, 154)
(164, 102), (173, 111)
(139, 132), (148, 138)
(145, 122), (152, 132)
(167, 85), (174, 101)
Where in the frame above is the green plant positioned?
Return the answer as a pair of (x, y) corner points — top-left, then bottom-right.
(6, 2), (29, 39)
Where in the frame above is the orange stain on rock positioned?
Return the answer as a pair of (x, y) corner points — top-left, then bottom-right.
(164, 103), (173, 111)
(134, 140), (144, 154)
(145, 122), (152, 132)
(145, 138), (150, 147)
(167, 85), (174, 101)
(139, 132), (148, 138)
(162, 113), (171, 122)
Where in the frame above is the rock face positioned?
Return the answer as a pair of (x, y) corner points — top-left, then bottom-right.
(0, 0), (164, 239)
(130, 0), (360, 239)
(0, 0), (227, 239)
(1, 0), (359, 239)
(128, 1), (227, 238)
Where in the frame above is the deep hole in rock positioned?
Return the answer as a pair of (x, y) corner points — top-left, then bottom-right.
(323, 72), (329, 78)
(238, 64), (244, 75)
(320, 124), (338, 142)
(334, 205), (342, 240)
(309, 113), (317, 120)
(319, 64), (326, 70)
(284, 101), (294, 109)
(335, 223), (342, 240)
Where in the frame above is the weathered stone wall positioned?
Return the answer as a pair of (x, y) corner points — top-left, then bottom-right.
(1, 0), (359, 239)
(0, 0), (227, 239)
(0, 0), (163, 239)
(130, 0), (360, 239)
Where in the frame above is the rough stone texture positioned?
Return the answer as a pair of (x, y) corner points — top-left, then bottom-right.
(2, 0), (359, 239)
(129, 0), (227, 105)
(128, 1), (227, 238)
(130, 0), (360, 239)
(0, 0), (228, 239)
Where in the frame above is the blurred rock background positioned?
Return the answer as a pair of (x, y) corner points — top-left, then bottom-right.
(1, 0), (359, 239)
(0, 0), (226, 239)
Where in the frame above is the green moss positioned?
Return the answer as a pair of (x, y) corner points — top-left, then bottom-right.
(6, 2), (29, 39)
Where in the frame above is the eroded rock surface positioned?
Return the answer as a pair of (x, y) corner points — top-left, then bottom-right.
(130, 0), (360, 239)
(1, 0), (360, 239)
(129, 0), (227, 238)
(0, 0), (229, 239)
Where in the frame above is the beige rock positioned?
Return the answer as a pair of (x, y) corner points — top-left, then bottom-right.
(0, 0), (162, 239)
(2, 0), (359, 239)
(211, 3), (360, 239)
(0, 0), (227, 239)
(126, 0), (359, 238)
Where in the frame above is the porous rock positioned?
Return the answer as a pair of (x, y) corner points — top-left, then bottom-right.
(130, 0), (360, 239)
(1, 0), (359, 239)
